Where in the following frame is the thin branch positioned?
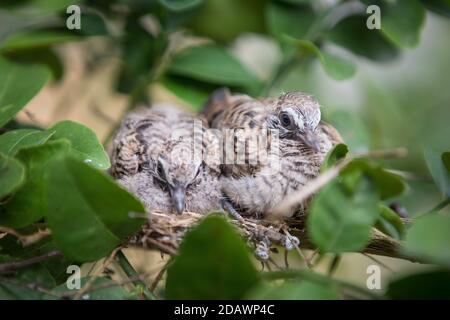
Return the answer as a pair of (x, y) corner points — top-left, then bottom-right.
(282, 228), (312, 268)
(73, 246), (122, 300)
(424, 197), (450, 215)
(283, 249), (289, 269)
(268, 257), (283, 270)
(0, 226), (51, 247)
(150, 260), (170, 293)
(0, 250), (62, 274)
(116, 250), (156, 300)
(0, 276), (62, 298)
(361, 253), (396, 273)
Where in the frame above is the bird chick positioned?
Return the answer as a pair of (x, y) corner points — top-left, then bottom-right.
(112, 104), (221, 215)
(203, 88), (342, 218)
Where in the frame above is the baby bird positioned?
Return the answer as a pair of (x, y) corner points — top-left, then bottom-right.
(111, 104), (221, 215)
(203, 88), (342, 218)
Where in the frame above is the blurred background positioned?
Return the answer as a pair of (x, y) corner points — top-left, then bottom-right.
(1, 0), (449, 293)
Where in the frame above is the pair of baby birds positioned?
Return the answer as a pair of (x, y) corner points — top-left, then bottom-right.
(111, 89), (342, 219)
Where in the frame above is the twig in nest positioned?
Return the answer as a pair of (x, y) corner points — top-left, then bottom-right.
(0, 250), (62, 274)
(0, 226), (51, 247)
(128, 205), (417, 265)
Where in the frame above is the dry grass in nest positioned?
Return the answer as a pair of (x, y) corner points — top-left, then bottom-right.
(128, 211), (303, 262)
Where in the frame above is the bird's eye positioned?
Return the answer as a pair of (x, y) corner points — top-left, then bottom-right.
(280, 113), (291, 127)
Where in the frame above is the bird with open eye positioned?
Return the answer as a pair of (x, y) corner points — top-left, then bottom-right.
(111, 104), (221, 215)
(203, 88), (342, 218)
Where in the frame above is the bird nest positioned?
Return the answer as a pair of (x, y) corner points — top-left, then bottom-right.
(127, 211), (302, 261)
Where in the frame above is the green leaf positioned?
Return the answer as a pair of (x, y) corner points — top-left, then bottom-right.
(0, 153), (25, 198)
(308, 176), (379, 253)
(160, 77), (210, 111)
(321, 143), (348, 172)
(166, 215), (260, 299)
(0, 129), (55, 156)
(49, 121), (110, 170)
(265, 2), (314, 41)
(375, 205), (405, 240)
(77, 12), (109, 36)
(3, 47), (64, 80)
(28, 0), (85, 13)
(0, 31), (79, 53)
(443, 152), (450, 172)
(0, 57), (51, 127)
(169, 44), (260, 89)
(363, 0), (426, 48)
(278, 0), (312, 4)
(368, 167), (405, 200)
(158, 0), (202, 11)
(0, 281), (47, 300)
(116, 19), (167, 94)
(404, 213), (450, 266)
(424, 148), (450, 197)
(0, 140), (71, 228)
(0, 237), (73, 285)
(342, 160), (405, 200)
(387, 270), (450, 299)
(291, 39), (356, 80)
(45, 156), (145, 262)
(326, 15), (399, 62)
(15, 264), (57, 289)
(187, 0), (265, 43)
(422, 0), (450, 18)
(248, 280), (339, 300)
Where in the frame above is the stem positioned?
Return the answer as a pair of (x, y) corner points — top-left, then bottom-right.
(0, 250), (62, 274)
(424, 197), (450, 215)
(116, 250), (156, 300)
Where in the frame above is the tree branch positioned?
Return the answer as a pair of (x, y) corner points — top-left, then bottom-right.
(0, 250), (62, 274)
(0, 226), (51, 247)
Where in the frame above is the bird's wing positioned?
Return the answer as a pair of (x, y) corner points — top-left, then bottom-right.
(203, 88), (268, 130)
(111, 107), (168, 178)
(203, 89), (274, 178)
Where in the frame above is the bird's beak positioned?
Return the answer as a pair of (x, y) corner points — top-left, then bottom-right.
(300, 129), (321, 152)
(169, 184), (186, 214)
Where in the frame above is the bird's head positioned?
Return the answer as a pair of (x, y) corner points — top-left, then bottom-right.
(153, 139), (203, 214)
(268, 91), (322, 151)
